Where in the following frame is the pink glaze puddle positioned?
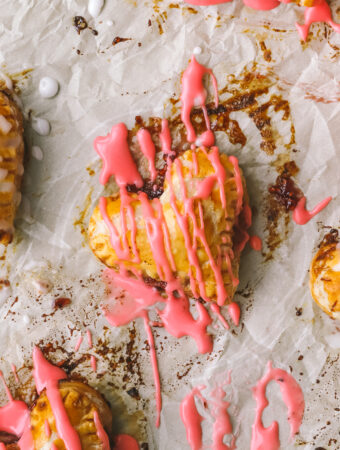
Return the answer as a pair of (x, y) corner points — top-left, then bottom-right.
(249, 235), (262, 251)
(210, 303), (230, 329)
(93, 410), (111, 450)
(11, 364), (19, 383)
(228, 302), (240, 326)
(94, 122), (143, 188)
(180, 386), (206, 450)
(115, 434), (140, 450)
(180, 56), (218, 144)
(86, 329), (93, 348)
(91, 355), (97, 372)
(251, 361), (305, 450)
(74, 335), (83, 352)
(33, 346), (82, 450)
(45, 419), (51, 438)
(137, 128), (157, 182)
(292, 195), (332, 225)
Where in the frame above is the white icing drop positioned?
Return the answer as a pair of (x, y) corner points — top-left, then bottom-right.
(0, 168), (8, 181)
(88, 0), (104, 18)
(31, 117), (50, 136)
(0, 115), (12, 134)
(106, 19), (113, 26)
(31, 145), (43, 160)
(39, 77), (59, 98)
(193, 46), (202, 55)
(17, 163), (24, 176)
(22, 314), (30, 324)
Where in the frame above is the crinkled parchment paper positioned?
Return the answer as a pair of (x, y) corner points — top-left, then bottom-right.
(0, 0), (339, 448)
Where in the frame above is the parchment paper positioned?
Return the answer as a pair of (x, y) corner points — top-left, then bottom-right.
(0, 0), (339, 448)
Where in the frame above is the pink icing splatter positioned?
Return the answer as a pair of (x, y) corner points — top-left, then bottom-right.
(292, 195), (332, 225)
(210, 383), (236, 450)
(296, 0), (340, 41)
(180, 386), (206, 450)
(33, 346), (82, 450)
(86, 329), (93, 348)
(181, 56), (218, 145)
(94, 122), (143, 188)
(228, 302), (240, 326)
(137, 128), (157, 182)
(115, 434), (140, 450)
(74, 335), (83, 352)
(251, 361), (305, 450)
(249, 235), (262, 251)
(91, 355), (97, 372)
(93, 410), (111, 450)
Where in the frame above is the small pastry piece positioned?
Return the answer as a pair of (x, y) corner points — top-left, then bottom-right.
(89, 147), (249, 304)
(0, 87), (24, 244)
(310, 229), (340, 320)
(30, 380), (112, 449)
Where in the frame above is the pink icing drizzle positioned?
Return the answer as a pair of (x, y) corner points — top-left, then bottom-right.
(91, 355), (97, 372)
(44, 419), (51, 438)
(94, 123), (143, 188)
(251, 361), (305, 450)
(11, 364), (19, 383)
(115, 434), (140, 450)
(180, 386), (206, 450)
(180, 56), (218, 145)
(93, 410), (111, 450)
(210, 303), (230, 329)
(137, 128), (157, 182)
(249, 235), (262, 251)
(142, 312), (162, 427)
(33, 346), (82, 450)
(160, 119), (175, 156)
(86, 329), (93, 348)
(292, 195), (332, 225)
(227, 302), (240, 326)
(74, 335), (83, 352)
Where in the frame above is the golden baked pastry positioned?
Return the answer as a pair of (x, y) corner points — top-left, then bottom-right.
(310, 230), (340, 320)
(89, 147), (249, 303)
(30, 380), (112, 449)
(0, 87), (24, 245)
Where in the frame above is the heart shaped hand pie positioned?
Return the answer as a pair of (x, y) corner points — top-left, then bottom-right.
(310, 230), (340, 320)
(89, 145), (250, 305)
(0, 87), (24, 245)
(30, 380), (112, 450)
